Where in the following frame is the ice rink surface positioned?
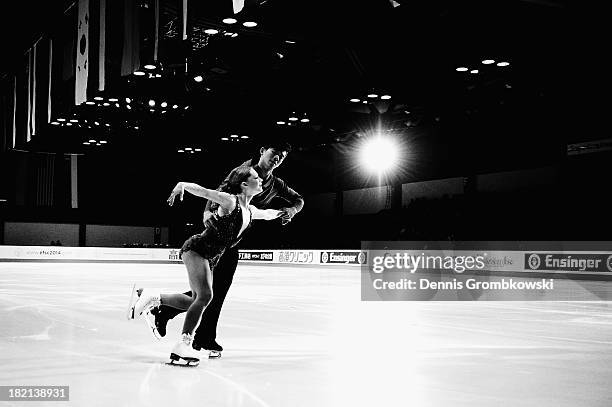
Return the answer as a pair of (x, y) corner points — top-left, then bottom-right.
(1, 262), (612, 407)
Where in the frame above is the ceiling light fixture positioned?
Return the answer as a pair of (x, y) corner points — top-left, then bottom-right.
(243, 21), (257, 28)
(223, 18), (237, 24)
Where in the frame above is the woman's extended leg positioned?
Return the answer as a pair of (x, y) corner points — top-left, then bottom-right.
(179, 251), (213, 335)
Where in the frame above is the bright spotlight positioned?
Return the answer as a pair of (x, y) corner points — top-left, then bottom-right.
(194, 75), (204, 82)
(359, 136), (399, 174)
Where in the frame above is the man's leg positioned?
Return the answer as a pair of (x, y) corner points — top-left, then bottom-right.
(192, 246), (239, 352)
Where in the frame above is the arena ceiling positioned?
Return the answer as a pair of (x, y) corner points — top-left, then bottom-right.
(2, 0), (593, 175)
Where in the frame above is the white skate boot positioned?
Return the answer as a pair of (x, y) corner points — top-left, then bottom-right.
(128, 288), (160, 320)
(169, 333), (200, 366)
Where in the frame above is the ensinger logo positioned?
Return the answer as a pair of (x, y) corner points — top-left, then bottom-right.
(525, 253), (612, 272)
(528, 254), (541, 270)
(321, 251), (366, 264)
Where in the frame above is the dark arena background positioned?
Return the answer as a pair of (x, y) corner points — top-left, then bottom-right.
(0, 1), (610, 406)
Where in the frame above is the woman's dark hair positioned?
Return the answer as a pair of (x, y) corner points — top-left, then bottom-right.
(223, 166), (254, 194)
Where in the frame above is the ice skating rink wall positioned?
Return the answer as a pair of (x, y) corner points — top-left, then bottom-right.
(1, 245), (611, 278)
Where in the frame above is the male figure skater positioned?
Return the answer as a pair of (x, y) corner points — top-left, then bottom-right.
(143, 139), (304, 358)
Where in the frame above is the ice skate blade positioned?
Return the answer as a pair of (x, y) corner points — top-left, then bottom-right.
(143, 310), (162, 341)
(168, 353), (200, 367)
(208, 350), (222, 359)
(126, 284), (137, 320)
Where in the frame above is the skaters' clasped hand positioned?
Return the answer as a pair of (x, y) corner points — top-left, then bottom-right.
(167, 182), (185, 206)
(279, 207), (297, 225)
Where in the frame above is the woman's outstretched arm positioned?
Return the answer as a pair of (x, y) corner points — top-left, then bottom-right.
(168, 182), (235, 211)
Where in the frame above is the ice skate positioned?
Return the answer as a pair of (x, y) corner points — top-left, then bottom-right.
(128, 288), (160, 319)
(136, 288), (168, 339)
(142, 309), (163, 340)
(169, 333), (200, 366)
(126, 284), (138, 320)
(194, 339), (223, 359)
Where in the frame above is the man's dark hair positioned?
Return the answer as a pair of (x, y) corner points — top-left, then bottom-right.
(262, 140), (292, 154)
(257, 127), (293, 153)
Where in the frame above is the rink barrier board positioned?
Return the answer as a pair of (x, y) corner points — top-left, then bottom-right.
(1, 246), (611, 279)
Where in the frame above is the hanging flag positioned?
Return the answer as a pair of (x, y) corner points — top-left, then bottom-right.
(153, 0), (159, 62)
(233, 0), (244, 14)
(31, 42), (37, 136)
(98, 0), (106, 91)
(48, 38), (53, 123)
(75, 0), (89, 105)
(12, 76), (17, 149)
(182, 0), (188, 40)
(121, 0), (141, 76)
(26, 48), (32, 142)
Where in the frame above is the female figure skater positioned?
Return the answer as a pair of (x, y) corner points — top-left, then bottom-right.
(129, 166), (281, 365)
